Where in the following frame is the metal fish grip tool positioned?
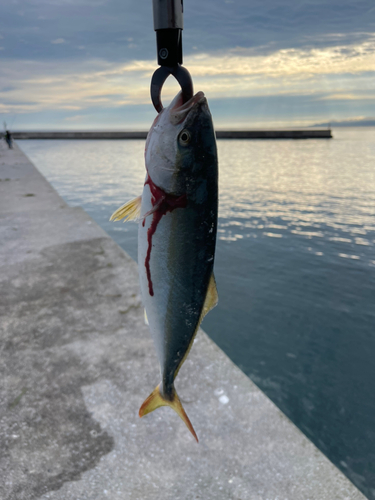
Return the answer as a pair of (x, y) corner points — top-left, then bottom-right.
(151, 0), (193, 112)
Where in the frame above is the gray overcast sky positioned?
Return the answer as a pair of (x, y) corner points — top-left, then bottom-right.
(1, 0), (375, 128)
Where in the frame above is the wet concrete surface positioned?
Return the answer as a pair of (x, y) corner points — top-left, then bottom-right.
(0, 140), (365, 499)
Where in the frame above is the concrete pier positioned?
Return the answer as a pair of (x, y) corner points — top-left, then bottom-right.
(0, 140), (363, 500)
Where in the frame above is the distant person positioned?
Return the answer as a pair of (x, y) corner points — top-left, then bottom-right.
(5, 130), (13, 149)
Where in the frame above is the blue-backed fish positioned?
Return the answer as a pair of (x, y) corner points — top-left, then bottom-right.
(110, 90), (218, 441)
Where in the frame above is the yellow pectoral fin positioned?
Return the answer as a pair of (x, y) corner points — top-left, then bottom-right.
(110, 195), (142, 222)
(139, 384), (198, 443)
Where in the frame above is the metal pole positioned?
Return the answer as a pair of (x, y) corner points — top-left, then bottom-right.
(152, 0), (183, 66)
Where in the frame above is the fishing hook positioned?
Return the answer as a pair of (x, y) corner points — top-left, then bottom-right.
(150, 64), (193, 113)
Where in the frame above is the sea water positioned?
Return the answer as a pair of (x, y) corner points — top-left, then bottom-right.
(19, 128), (375, 498)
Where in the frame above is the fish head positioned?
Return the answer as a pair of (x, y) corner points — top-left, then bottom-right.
(145, 90), (217, 196)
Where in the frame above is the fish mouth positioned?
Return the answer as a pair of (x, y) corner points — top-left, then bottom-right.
(169, 91), (206, 125)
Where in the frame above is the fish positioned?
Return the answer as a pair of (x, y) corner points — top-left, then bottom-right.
(110, 90), (218, 442)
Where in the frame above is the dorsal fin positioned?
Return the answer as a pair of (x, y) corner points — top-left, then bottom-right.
(110, 195), (142, 222)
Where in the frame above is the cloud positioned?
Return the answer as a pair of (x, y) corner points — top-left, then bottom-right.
(319, 94), (375, 101)
(1, 34), (374, 119)
(1, 2), (375, 129)
(64, 114), (85, 121)
(122, 41), (375, 81)
(1, 0), (375, 64)
(51, 38), (66, 44)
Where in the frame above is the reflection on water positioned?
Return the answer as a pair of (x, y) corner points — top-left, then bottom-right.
(19, 128), (375, 499)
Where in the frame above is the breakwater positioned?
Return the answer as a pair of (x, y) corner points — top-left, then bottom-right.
(4, 129), (332, 140)
(0, 140), (363, 500)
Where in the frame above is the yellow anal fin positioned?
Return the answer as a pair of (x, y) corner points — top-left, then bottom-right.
(144, 308), (149, 326)
(110, 195), (142, 222)
(174, 272), (219, 380)
(200, 272), (219, 322)
(139, 384), (198, 443)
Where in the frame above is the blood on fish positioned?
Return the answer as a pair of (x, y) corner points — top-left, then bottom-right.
(143, 175), (187, 296)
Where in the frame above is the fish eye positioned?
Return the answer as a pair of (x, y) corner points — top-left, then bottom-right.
(178, 130), (191, 146)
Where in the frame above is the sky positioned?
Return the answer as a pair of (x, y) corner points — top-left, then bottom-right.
(0, 0), (375, 129)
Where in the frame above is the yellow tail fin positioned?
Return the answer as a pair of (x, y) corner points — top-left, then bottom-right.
(139, 384), (198, 442)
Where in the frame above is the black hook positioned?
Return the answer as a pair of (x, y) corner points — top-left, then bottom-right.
(150, 64), (194, 113)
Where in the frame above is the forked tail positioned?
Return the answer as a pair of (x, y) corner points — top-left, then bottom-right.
(139, 384), (198, 442)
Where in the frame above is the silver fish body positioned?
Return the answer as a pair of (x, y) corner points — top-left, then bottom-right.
(111, 91), (218, 441)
